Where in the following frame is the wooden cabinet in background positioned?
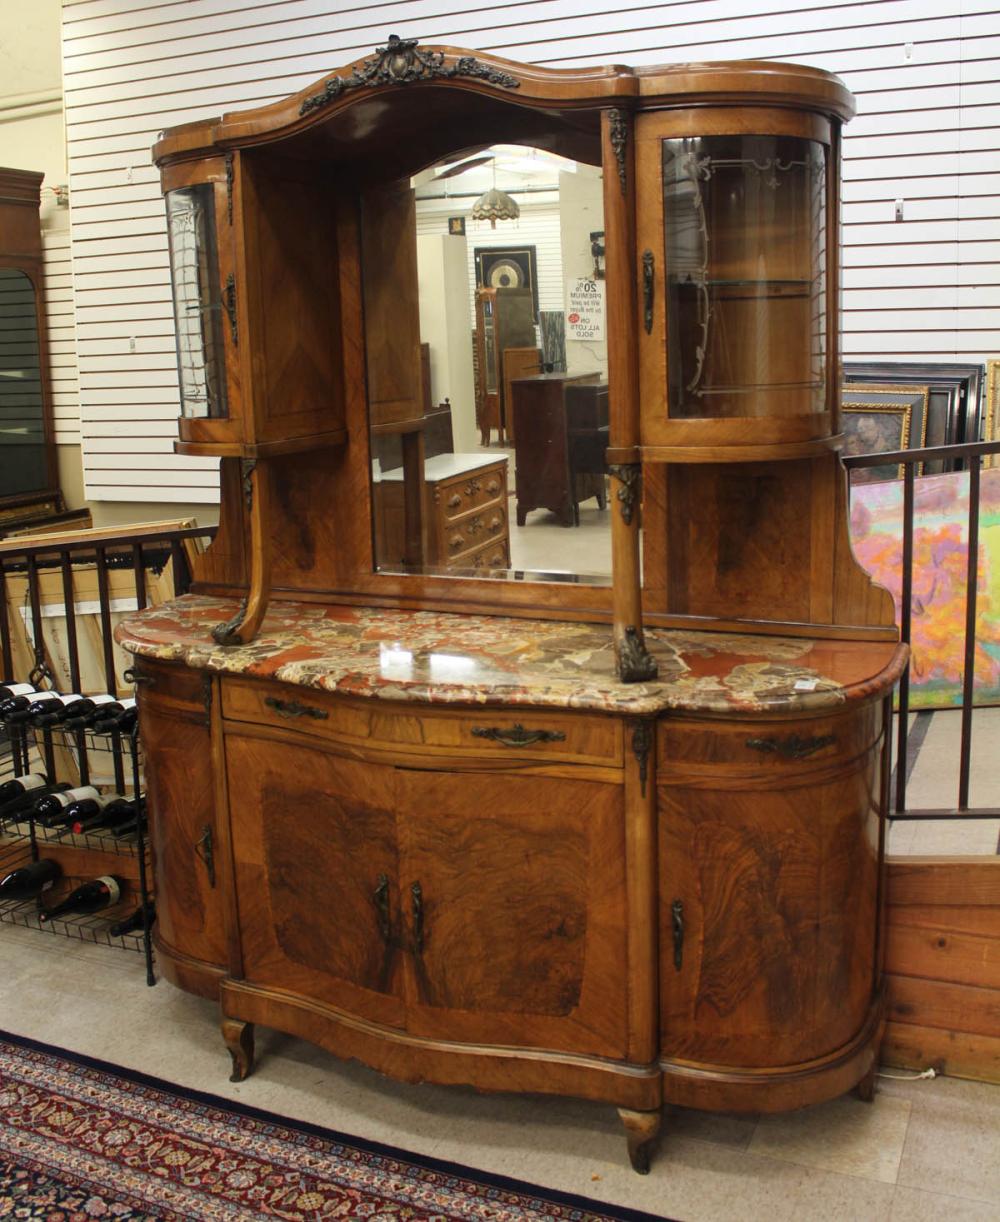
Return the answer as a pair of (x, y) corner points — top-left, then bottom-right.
(474, 287), (536, 444)
(377, 453), (509, 571)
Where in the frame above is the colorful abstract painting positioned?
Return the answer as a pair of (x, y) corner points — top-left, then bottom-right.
(850, 468), (1000, 708)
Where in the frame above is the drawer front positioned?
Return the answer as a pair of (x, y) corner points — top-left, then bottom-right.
(439, 500), (507, 561)
(438, 465), (506, 520)
(221, 678), (622, 767)
(135, 658), (209, 716)
(659, 703), (882, 780)
(458, 536), (510, 572)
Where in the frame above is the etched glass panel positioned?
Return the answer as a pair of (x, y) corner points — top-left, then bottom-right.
(166, 184), (228, 419)
(663, 135), (827, 420)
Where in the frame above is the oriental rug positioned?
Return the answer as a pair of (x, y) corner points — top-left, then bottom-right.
(0, 1029), (668, 1221)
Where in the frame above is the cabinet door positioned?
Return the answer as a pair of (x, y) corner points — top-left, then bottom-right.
(659, 751), (881, 1069)
(142, 701), (227, 987)
(225, 733), (404, 1028)
(397, 770), (628, 1058)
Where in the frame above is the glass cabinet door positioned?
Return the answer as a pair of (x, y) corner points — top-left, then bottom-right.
(165, 183), (230, 421)
(636, 110), (838, 457)
(663, 134), (826, 421)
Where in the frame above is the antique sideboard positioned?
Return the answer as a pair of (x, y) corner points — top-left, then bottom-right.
(118, 42), (906, 1173)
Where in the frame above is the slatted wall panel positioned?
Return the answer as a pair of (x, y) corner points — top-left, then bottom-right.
(416, 200), (564, 323)
(43, 229), (81, 446)
(61, 0), (1000, 502)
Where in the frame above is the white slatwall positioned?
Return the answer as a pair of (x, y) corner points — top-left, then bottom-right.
(43, 229), (81, 446)
(60, 0), (1000, 502)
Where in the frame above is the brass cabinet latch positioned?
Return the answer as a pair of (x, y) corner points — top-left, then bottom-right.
(746, 734), (836, 760)
(672, 899), (684, 971)
(264, 696), (329, 720)
(195, 824), (216, 888)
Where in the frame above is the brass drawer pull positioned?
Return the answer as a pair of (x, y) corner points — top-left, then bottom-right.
(672, 899), (684, 970)
(485, 479), (500, 494)
(472, 723), (567, 747)
(447, 493), (462, 509)
(264, 696), (329, 720)
(123, 667), (155, 686)
(746, 733), (836, 760)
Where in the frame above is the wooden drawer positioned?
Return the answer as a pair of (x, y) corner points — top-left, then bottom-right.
(438, 465), (506, 521)
(135, 658), (209, 716)
(460, 536), (510, 571)
(438, 499), (507, 562)
(659, 703), (882, 782)
(221, 678), (622, 767)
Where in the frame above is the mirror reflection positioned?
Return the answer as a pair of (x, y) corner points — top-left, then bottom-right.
(363, 144), (611, 584)
(0, 268), (48, 496)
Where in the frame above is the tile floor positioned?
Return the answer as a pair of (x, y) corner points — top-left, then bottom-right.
(0, 919), (997, 1222)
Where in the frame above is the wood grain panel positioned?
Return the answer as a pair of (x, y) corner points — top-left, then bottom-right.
(659, 731), (881, 1068)
(224, 732), (404, 1027)
(882, 1021), (1000, 1085)
(397, 768), (628, 1058)
(141, 701), (226, 977)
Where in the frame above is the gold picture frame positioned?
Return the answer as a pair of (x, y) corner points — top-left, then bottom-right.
(841, 383), (930, 482)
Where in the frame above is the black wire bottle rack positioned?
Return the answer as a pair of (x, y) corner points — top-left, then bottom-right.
(0, 715), (155, 986)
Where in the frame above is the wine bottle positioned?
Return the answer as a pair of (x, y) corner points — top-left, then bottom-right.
(39, 875), (123, 923)
(62, 694), (126, 730)
(0, 682), (36, 705)
(90, 698), (138, 734)
(0, 783), (72, 827)
(109, 901), (155, 937)
(0, 858), (62, 901)
(29, 693), (85, 727)
(0, 772), (48, 804)
(32, 785), (101, 828)
(106, 815), (148, 840)
(70, 797), (141, 836)
(2, 689), (58, 723)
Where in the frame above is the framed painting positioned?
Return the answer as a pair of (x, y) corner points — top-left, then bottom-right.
(844, 362), (984, 473)
(985, 359), (999, 470)
(474, 246), (539, 319)
(841, 384), (929, 482)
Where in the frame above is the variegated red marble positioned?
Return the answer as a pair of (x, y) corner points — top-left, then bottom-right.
(115, 595), (906, 716)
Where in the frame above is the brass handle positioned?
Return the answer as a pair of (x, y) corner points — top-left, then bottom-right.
(123, 667), (155, 687)
(642, 250), (654, 334)
(447, 494), (462, 509)
(264, 696), (329, 721)
(471, 723), (566, 747)
(488, 516), (502, 533)
(672, 899), (684, 971)
(746, 734), (836, 760)
(411, 881), (424, 954)
(373, 874), (391, 945)
(449, 534), (463, 551)
(195, 824), (216, 888)
(486, 480), (500, 494)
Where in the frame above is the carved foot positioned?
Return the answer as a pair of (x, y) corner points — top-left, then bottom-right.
(855, 1060), (878, 1103)
(222, 1018), (255, 1083)
(618, 1107), (661, 1175)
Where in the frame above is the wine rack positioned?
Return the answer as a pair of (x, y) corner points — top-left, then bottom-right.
(0, 717), (155, 985)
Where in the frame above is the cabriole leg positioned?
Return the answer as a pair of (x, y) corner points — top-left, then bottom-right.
(222, 1018), (255, 1083)
(618, 1106), (662, 1174)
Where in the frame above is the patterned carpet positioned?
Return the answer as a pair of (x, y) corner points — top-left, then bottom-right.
(0, 1030), (669, 1220)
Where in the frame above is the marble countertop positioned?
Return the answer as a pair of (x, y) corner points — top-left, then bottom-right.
(115, 595), (906, 717)
(378, 453), (508, 483)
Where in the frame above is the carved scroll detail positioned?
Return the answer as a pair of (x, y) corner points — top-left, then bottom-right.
(300, 35), (520, 116)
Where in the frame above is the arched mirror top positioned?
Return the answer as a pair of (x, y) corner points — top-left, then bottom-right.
(152, 42), (853, 168)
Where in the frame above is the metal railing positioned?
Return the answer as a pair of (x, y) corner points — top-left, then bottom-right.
(844, 439), (1000, 821)
(0, 523), (215, 699)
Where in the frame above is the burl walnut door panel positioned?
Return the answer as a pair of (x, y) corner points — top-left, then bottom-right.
(396, 770), (628, 1058)
(225, 733), (404, 1028)
(659, 733), (882, 1069)
(142, 702), (226, 981)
